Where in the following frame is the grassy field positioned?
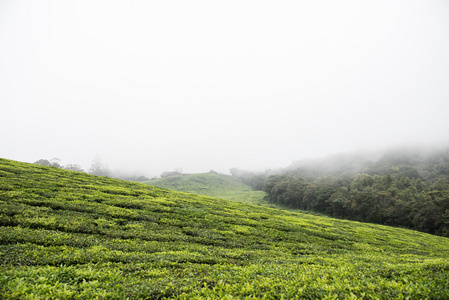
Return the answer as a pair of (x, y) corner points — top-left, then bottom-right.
(143, 173), (267, 206)
(1, 158), (449, 299)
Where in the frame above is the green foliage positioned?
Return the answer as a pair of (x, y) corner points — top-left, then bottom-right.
(264, 172), (449, 237)
(34, 158), (62, 168)
(230, 168), (269, 190)
(261, 149), (449, 237)
(1, 158), (449, 299)
(144, 173), (267, 206)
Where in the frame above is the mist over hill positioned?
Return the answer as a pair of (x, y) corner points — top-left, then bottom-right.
(283, 147), (449, 180)
(230, 147), (449, 237)
(1, 157), (449, 298)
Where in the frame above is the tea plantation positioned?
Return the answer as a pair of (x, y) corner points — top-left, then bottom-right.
(1, 158), (449, 299)
(143, 173), (267, 206)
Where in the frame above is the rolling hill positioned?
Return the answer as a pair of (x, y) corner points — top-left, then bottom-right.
(143, 172), (267, 206)
(1, 158), (449, 299)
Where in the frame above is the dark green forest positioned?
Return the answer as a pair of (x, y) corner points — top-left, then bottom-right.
(233, 148), (449, 237)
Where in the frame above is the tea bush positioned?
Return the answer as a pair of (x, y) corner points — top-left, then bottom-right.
(1, 158), (449, 298)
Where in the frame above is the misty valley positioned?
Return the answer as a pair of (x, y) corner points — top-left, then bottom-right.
(34, 147), (449, 238)
(3, 0), (449, 298)
(1, 147), (449, 298)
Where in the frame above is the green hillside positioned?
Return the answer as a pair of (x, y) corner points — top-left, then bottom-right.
(144, 173), (267, 206)
(1, 158), (449, 299)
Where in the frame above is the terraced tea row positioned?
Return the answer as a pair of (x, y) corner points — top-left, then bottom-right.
(1, 158), (449, 298)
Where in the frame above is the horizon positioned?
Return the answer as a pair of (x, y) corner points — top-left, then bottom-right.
(6, 143), (449, 179)
(1, 0), (449, 177)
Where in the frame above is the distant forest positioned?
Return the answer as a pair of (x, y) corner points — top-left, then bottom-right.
(33, 157), (149, 182)
(231, 148), (449, 237)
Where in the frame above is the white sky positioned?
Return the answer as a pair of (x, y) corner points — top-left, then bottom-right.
(1, 0), (449, 176)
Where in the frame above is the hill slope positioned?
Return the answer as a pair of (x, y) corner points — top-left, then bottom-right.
(1, 158), (449, 299)
(143, 173), (267, 206)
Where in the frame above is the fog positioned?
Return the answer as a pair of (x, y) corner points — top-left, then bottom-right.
(1, 0), (449, 177)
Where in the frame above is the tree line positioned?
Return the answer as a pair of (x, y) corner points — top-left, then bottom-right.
(33, 157), (149, 181)
(232, 148), (449, 237)
(34, 158), (85, 172)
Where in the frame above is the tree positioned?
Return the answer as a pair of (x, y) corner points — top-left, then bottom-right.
(250, 175), (266, 191)
(89, 156), (110, 177)
(64, 164), (84, 172)
(263, 175), (285, 198)
(34, 158), (61, 168)
(135, 175), (149, 181)
(34, 159), (51, 166)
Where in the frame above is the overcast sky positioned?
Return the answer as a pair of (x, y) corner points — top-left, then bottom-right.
(1, 0), (449, 176)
